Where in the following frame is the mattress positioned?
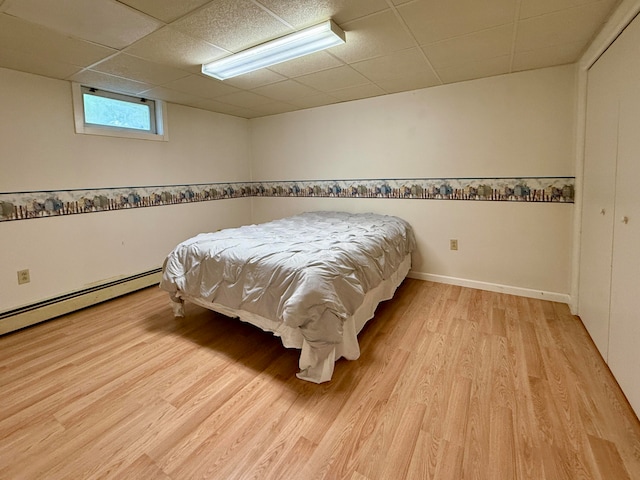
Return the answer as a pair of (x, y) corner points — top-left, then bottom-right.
(160, 211), (416, 382)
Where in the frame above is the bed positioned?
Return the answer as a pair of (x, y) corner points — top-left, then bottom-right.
(160, 211), (416, 383)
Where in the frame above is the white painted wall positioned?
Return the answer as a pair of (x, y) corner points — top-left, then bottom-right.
(0, 67), (252, 312)
(250, 66), (576, 298)
(0, 64), (577, 313)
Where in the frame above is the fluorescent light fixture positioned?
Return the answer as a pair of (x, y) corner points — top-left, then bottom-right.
(201, 20), (345, 80)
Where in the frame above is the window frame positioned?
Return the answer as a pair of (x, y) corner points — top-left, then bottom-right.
(71, 83), (168, 142)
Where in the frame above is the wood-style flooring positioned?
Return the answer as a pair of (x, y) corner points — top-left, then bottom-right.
(1, 279), (639, 479)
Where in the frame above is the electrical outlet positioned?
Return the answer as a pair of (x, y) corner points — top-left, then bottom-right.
(17, 269), (30, 285)
(450, 239), (458, 251)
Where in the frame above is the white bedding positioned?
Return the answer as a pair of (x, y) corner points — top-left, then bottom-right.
(160, 211), (416, 382)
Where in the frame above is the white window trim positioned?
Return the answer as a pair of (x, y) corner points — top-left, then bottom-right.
(71, 82), (168, 142)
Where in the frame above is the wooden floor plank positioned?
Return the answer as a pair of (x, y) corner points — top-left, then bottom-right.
(1, 280), (640, 479)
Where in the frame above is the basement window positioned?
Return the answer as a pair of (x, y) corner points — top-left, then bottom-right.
(71, 83), (168, 141)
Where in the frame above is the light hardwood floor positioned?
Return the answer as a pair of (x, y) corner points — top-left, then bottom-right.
(1, 279), (639, 479)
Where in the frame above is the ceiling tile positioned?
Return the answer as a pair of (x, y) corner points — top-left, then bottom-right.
(255, 0), (390, 27)
(223, 107), (263, 118)
(512, 41), (584, 71)
(184, 99), (256, 118)
(139, 85), (204, 105)
(330, 10), (415, 63)
(171, 0), (291, 52)
(222, 69), (288, 89)
(422, 24), (513, 70)
(288, 93), (340, 108)
(398, 0), (516, 45)
(177, 96), (245, 114)
(124, 27), (227, 71)
(0, 47), (82, 80)
(90, 53), (190, 85)
(295, 65), (371, 91)
(437, 54), (511, 84)
(252, 79), (319, 101)
(117, 0), (212, 23)
(267, 51), (344, 77)
(162, 74), (240, 98)
(375, 71), (441, 94)
(331, 83), (386, 102)
(0, 14), (116, 69)
(520, 0), (618, 19)
(249, 101), (300, 116)
(351, 46), (442, 92)
(516, 2), (612, 53)
(172, 97), (257, 117)
(175, 97), (224, 112)
(0, 0), (620, 118)
(4, 0), (162, 49)
(243, 111), (269, 119)
(68, 70), (153, 95)
(351, 47), (437, 83)
(215, 90), (274, 108)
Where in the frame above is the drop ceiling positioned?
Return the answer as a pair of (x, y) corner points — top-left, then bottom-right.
(0, 0), (620, 118)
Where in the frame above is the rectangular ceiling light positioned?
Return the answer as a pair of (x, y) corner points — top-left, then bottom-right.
(201, 20), (345, 81)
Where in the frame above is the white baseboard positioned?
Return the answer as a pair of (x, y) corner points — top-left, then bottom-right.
(0, 269), (162, 336)
(407, 271), (571, 305)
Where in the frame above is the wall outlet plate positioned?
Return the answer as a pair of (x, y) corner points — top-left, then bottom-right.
(450, 239), (458, 251)
(17, 269), (30, 285)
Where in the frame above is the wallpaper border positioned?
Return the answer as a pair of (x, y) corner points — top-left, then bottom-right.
(0, 177), (575, 222)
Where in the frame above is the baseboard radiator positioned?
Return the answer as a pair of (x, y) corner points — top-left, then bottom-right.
(0, 268), (162, 336)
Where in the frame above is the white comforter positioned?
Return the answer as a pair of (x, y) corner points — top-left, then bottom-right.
(160, 211), (415, 350)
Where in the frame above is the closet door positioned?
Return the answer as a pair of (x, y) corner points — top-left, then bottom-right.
(578, 46), (620, 359)
(608, 85), (640, 415)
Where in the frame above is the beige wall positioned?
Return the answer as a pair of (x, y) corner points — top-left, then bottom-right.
(0, 64), (577, 313)
(0, 67), (252, 311)
(250, 66), (576, 299)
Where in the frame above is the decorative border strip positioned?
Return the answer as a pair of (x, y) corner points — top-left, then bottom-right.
(0, 177), (574, 222)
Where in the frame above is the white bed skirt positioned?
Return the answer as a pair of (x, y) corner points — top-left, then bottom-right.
(170, 254), (411, 383)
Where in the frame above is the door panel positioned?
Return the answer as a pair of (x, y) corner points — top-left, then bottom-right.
(578, 50), (619, 359)
(608, 85), (640, 416)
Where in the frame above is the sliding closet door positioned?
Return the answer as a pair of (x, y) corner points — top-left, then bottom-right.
(578, 46), (620, 359)
(608, 83), (640, 414)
